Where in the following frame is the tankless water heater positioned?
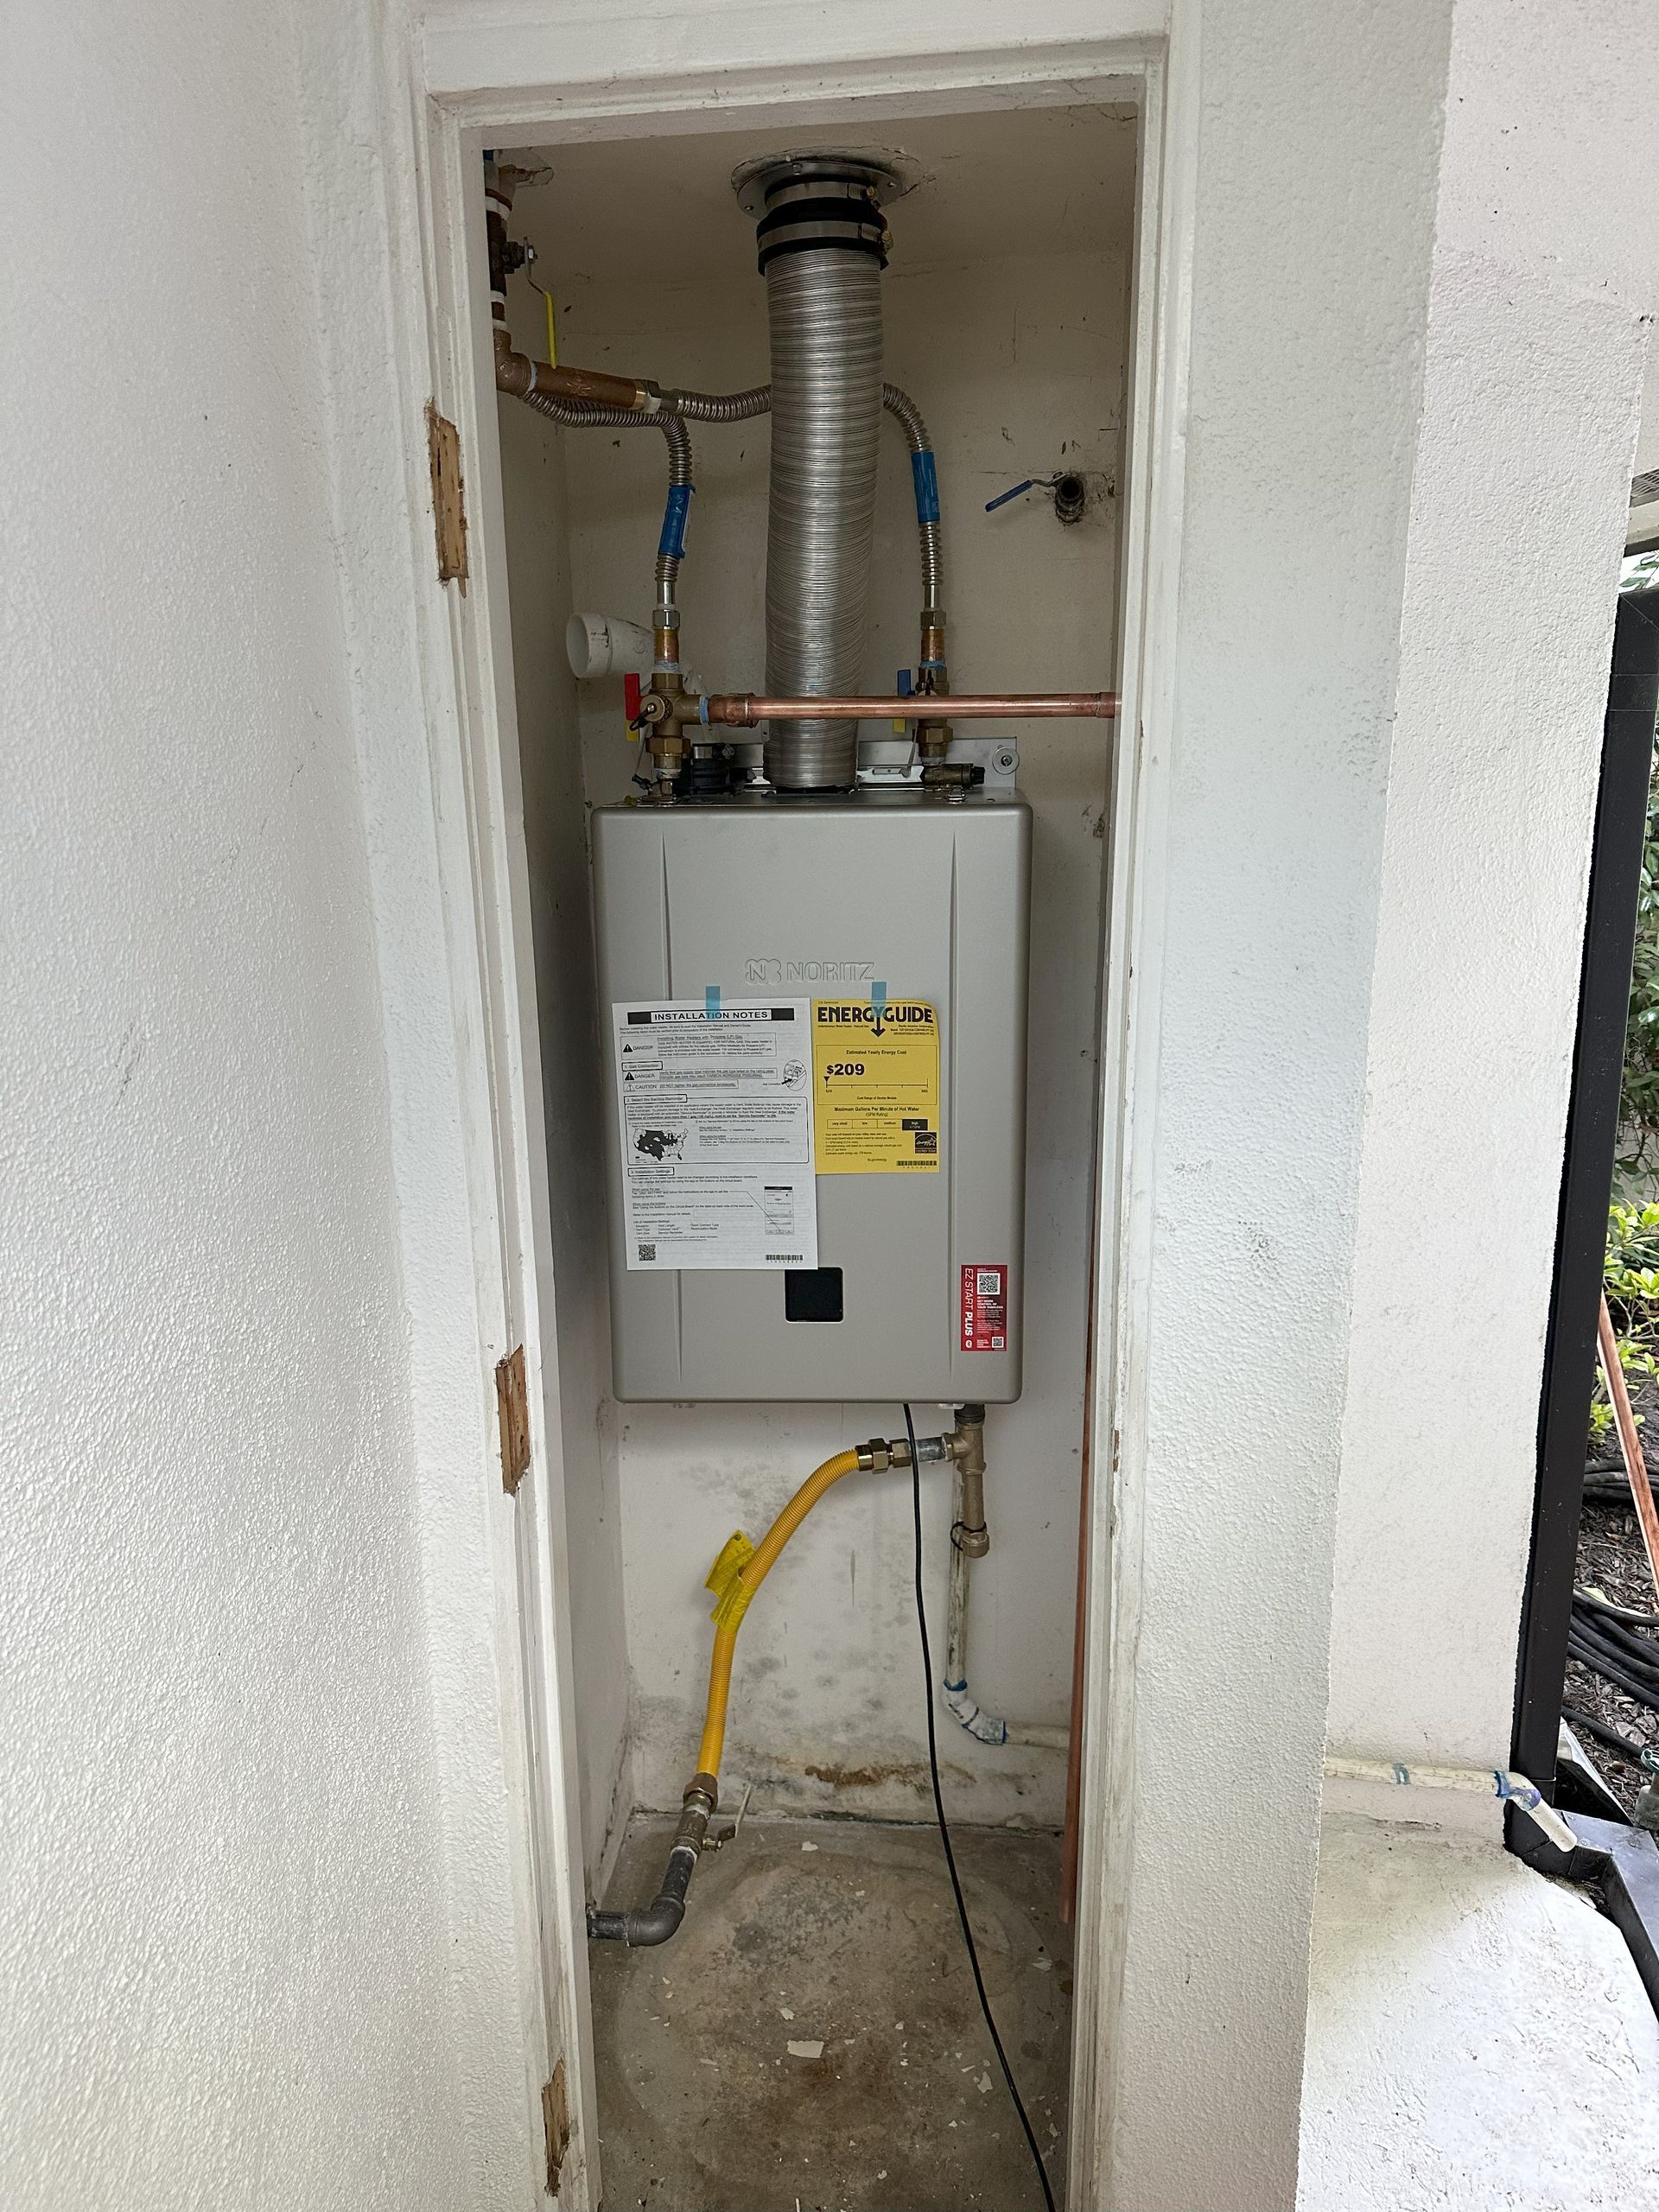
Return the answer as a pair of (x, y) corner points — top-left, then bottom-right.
(593, 791), (1029, 1402)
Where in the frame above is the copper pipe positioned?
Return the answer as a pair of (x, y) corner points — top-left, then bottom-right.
(1060, 1189), (1102, 1925)
(492, 325), (653, 412)
(1599, 1293), (1659, 1603)
(704, 690), (1117, 727)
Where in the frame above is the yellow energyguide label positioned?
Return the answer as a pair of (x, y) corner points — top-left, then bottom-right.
(810, 1000), (940, 1173)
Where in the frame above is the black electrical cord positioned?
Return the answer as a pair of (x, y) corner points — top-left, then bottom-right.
(904, 1402), (1056, 2212)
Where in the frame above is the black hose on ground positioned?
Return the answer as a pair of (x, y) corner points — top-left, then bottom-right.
(1575, 1587), (1659, 1630)
(1567, 1632), (1659, 1713)
(1571, 1604), (1659, 1673)
(1568, 1620), (1659, 1683)
(1564, 1703), (1656, 1763)
(1585, 1615), (1659, 1677)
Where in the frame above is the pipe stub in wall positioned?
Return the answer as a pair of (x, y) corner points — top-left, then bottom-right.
(567, 612), (655, 682)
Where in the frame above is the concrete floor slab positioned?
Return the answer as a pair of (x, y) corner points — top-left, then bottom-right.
(1300, 1813), (1659, 2211)
(588, 1816), (1069, 2211)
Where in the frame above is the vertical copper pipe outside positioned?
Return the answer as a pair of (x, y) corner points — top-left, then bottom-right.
(1598, 1293), (1659, 1604)
(1060, 1217), (1102, 1925)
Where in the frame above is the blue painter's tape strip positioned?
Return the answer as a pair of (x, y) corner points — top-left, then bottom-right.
(659, 483), (694, 561)
(705, 984), (721, 1020)
(871, 979), (887, 1034)
(911, 449), (941, 526)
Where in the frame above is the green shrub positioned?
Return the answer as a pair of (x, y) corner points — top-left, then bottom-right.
(1592, 1201), (1659, 1440)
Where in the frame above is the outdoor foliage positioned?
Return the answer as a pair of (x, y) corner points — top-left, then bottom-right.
(1597, 550), (1659, 1437)
(1592, 1202), (1659, 1440)
(1615, 737), (1659, 1188)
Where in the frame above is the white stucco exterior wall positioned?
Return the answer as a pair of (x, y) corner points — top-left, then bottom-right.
(1099, 6), (1457, 2204)
(2, 4), (531, 2206)
(1328, 0), (1659, 1768)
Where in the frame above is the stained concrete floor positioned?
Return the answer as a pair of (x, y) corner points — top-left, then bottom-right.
(588, 1815), (1071, 2212)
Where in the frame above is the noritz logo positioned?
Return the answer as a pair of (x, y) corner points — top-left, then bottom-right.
(744, 957), (874, 985)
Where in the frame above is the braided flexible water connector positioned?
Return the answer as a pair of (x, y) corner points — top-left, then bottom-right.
(517, 371), (943, 664)
(523, 390), (694, 607)
(879, 382), (944, 616)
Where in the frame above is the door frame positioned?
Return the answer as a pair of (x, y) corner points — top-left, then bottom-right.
(384, 10), (1195, 2203)
(1514, 588), (1659, 1802)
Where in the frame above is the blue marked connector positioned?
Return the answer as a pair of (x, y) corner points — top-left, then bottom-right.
(911, 449), (941, 525)
(658, 483), (694, 560)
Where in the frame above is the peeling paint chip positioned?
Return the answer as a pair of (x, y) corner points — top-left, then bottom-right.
(787, 2039), (825, 2060)
(800, 1840), (818, 1853)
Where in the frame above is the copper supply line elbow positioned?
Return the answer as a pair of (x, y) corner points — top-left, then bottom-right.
(493, 322), (658, 414)
(702, 691), (1118, 727)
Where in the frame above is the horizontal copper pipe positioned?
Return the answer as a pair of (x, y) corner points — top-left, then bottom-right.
(704, 691), (1118, 726)
(492, 326), (652, 411)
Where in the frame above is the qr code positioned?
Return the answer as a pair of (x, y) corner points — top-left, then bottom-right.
(976, 1269), (1001, 1295)
(638, 1243), (657, 1262)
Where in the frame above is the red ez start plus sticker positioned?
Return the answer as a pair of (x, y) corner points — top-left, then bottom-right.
(961, 1264), (1008, 1352)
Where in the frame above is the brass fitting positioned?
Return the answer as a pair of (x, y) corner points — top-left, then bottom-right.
(950, 1403), (988, 1556)
(856, 1430), (963, 1471)
(671, 1773), (718, 1855)
(633, 668), (707, 795)
(913, 627), (951, 766)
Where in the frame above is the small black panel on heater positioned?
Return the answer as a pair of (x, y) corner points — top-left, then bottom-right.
(785, 1267), (843, 1323)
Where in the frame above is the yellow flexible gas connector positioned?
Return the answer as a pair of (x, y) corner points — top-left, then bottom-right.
(696, 1447), (862, 1778)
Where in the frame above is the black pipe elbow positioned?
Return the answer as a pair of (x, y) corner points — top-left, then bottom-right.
(587, 1781), (714, 1947)
(587, 1888), (686, 1948)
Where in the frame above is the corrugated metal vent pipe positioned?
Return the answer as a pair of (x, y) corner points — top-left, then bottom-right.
(737, 154), (909, 792)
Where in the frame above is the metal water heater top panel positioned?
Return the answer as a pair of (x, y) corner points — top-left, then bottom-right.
(593, 792), (1030, 1402)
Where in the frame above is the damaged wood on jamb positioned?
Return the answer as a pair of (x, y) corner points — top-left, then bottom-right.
(542, 2062), (570, 2195)
(426, 401), (468, 590)
(496, 1343), (531, 1495)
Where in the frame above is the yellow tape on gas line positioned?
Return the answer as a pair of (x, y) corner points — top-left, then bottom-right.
(706, 1530), (756, 1630)
(810, 998), (940, 1173)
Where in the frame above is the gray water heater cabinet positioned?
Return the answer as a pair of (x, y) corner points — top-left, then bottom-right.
(593, 791), (1030, 1402)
